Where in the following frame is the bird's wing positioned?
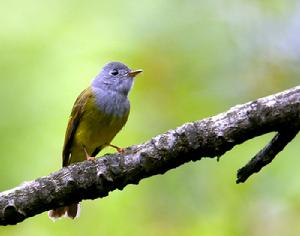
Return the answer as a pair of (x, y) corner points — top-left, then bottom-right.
(62, 87), (93, 167)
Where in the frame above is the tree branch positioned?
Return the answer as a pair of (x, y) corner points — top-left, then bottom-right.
(1, 85), (300, 225)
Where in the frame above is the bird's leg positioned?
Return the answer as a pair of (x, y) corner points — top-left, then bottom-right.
(108, 144), (125, 153)
(83, 146), (96, 161)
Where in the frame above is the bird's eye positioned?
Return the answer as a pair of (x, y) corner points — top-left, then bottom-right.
(110, 69), (119, 76)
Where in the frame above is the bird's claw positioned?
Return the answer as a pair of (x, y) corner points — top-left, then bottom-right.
(109, 144), (125, 153)
(116, 147), (125, 153)
(87, 156), (96, 161)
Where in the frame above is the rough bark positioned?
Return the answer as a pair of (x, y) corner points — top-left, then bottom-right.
(0, 85), (300, 226)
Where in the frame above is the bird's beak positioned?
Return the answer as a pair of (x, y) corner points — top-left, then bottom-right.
(128, 69), (143, 78)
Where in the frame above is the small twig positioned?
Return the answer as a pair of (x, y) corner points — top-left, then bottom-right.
(236, 127), (299, 183)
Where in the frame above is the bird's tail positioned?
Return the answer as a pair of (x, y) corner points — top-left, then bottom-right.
(48, 203), (80, 221)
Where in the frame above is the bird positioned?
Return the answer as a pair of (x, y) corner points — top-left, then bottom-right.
(48, 62), (142, 220)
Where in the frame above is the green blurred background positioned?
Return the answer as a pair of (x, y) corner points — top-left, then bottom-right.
(1, 0), (300, 235)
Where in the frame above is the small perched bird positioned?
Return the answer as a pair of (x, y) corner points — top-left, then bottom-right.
(48, 62), (142, 220)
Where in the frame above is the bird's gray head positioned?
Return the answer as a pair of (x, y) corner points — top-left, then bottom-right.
(92, 62), (142, 96)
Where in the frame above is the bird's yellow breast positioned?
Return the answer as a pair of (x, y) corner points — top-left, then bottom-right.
(70, 95), (129, 163)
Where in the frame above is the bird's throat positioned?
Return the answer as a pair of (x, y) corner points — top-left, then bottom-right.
(91, 86), (130, 118)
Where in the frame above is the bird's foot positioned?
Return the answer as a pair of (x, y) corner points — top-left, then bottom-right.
(83, 146), (96, 161)
(116, 147), (125, 153)
(87, 156), (96, 161)
(109, 144), (125, 153)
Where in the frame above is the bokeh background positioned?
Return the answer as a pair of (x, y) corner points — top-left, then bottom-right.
(1, 0), (300, 235)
